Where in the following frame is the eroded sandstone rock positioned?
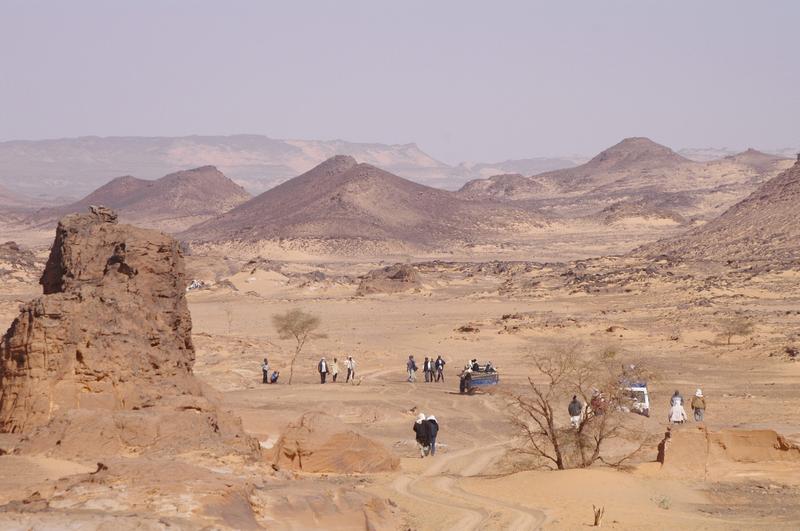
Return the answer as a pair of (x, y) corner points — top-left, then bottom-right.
(0, 208), (258, 459)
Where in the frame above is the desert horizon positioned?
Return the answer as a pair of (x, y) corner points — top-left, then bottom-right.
(2, 2), (800, 530)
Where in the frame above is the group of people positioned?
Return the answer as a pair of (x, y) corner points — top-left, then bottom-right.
(668, 389), (707, 424)
(317, 356), (356, 384)
(412, 413), (440, 457)
(406, 355), (446, 382)
(261, 358), (280, 384)
(565, 388), (708, 428)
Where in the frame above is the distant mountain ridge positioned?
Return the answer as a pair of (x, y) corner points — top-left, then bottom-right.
(458, 138), (793, 221)
(0, 135), (454, 198)
(29, 165), (251, 233)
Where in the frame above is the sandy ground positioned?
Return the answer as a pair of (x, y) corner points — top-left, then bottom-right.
(2, 228), (800, 529)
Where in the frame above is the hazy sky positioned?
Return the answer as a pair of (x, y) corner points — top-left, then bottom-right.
(1, 0), (798, 163)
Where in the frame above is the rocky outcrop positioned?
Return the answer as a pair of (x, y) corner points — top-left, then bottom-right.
(0, 208), (258, 459)
(0, 241), (40, 284)
(658, 426), (800, 479)
(272, 412), (399, 473)
(356, 264), (423, 296)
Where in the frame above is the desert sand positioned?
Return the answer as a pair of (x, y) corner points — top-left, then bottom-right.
(1, 212), (798, 529)
(1, 159), (800, 530)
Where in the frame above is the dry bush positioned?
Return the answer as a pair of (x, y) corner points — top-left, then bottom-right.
(272, 309), (324, 384)
(718, 316), (755, 345)
(506, 346), (653, 470)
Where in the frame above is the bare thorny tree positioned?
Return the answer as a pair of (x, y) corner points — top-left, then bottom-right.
(272, 309), (324, 384)
(507, 346), (654, 470)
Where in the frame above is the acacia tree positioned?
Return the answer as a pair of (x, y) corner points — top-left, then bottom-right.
(272, 309), (323, 384)
(718, 316), (755, 345)
(507, 347), (651, 470)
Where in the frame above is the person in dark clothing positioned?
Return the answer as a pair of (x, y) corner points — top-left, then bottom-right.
(413, 413), (431, 457)
(318, 357), (329, 384)
(407, 355), (418, 382)
(434, 355), (446, 382)
(261, 358), (270, 384)
(568, 395), (583, 428)
(426, 415), (439, 455)
(423, 357), (433, 383)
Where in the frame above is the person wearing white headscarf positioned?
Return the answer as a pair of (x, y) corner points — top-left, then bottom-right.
(413, 413), (430, 457)
(691, 389), (706, 422)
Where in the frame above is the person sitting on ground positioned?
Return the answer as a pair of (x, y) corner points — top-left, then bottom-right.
(407, 355), (418, 382)
(331, 357), (340, 383)
(568, 395), (583, 428)
(426, 415), (439, 456)
(434, 355), (446, 382)
(413, 413), (431, 458)
(669, 401), (688, 424)
(345, 356), (356, 383)
(691, 389), (706, 422)
(318, 357), (329, 384)
(670, 390), (683, 407)
(270, 370), (280, 384)
(261, 358), (270, 384)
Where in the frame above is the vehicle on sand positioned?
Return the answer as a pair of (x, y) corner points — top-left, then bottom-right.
(459, 364), (499, 394)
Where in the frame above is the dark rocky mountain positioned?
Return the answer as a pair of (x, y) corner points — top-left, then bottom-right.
(181, 156), (544, 249)
(637, 160), (800, 263)
(457, 138), (793, 221)
(29, 166), (251, 233)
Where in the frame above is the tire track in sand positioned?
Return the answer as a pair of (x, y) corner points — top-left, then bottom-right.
(390, 395), (546, 530)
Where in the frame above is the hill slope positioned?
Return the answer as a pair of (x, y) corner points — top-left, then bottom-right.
(458, 138), (793, 220)
(31, 166), (251, 232)
(637, 160), (800, 263)
(181, 156), (543, 249)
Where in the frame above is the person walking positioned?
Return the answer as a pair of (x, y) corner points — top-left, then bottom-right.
(568, 395), (583, 428)
(669, 401), (688, 424)
(426, 415), (439, 455)
(434, 355), (446, 382)
(407, 355), (418, 382)
(318, 357), (329, 384)
(331, 357), (340, 383)
(423, 357), (432, 383)
(691, 389), (706, 422)
(261, 358), (270, 384)
(413, 413), (431, 458)
(670, 390), (683, 407)
(345, 356), (356, 383)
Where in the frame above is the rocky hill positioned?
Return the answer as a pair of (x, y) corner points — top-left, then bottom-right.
(458, 138), (793, 220)
(637, 160), (800, 263)
(29, 166), (251, 233)
(0, 207), (258, 459)
(181, 156), (544, 251)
